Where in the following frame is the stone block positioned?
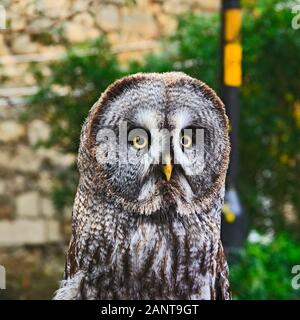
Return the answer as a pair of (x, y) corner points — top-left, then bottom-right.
(46, 220), (62, 242)
(97, 5), (120, 31)
(41, 197), (55, 218)
(16, 191), (40, 218)
(121, 11), (158, 38)
(27, 119), (50, 146)
(12, 145), (42, 173)
(0, 219), (46, 246)
(11, 34), (39, 54)
(64, 21), (88, 42)
(38, 172), (53, 193)
(0, 121), (25, 143)
(36, 148), (75, 169)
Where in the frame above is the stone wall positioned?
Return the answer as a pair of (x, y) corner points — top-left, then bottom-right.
(0, 0), (219, 247)
(0, 105), (74, 246)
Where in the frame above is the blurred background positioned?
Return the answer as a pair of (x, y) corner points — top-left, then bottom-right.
(0, 0), (300, 299)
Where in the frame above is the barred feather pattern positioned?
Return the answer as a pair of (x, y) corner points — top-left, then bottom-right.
(54, 72), (231, 300)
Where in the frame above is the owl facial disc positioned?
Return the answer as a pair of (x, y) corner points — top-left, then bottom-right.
(87, 72), (230, 214)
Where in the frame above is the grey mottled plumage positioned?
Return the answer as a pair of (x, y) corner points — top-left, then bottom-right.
(54, 72), (231, 300)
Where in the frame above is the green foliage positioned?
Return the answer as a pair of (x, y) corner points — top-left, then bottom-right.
(239, 0), (300, 236)
(230, 232), (300, 299)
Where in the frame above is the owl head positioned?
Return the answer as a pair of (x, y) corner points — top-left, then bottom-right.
(78, 72), (230, 215)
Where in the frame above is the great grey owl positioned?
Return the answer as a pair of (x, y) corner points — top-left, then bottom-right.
(54, 72), (231, 300)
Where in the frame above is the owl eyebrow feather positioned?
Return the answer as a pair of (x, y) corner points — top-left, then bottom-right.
(181, 125), (205, 131)
(127, 125), (151, 136)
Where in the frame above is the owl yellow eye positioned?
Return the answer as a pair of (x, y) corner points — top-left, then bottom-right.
(132, 135), (148, 149)
(180, 135), (192, 148)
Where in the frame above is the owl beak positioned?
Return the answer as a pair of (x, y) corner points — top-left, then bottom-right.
(162, 155), (173, 181)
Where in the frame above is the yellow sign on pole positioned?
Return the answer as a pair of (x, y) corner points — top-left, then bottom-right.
(225, 9), (242, 42)
(224, 8), (242, 87)
(224, 43), (242, 87)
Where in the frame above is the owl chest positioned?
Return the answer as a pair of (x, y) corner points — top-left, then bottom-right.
(84, 220), (218, 300)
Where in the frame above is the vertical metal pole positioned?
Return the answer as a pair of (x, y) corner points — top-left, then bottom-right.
(220, 0), (247, 252)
